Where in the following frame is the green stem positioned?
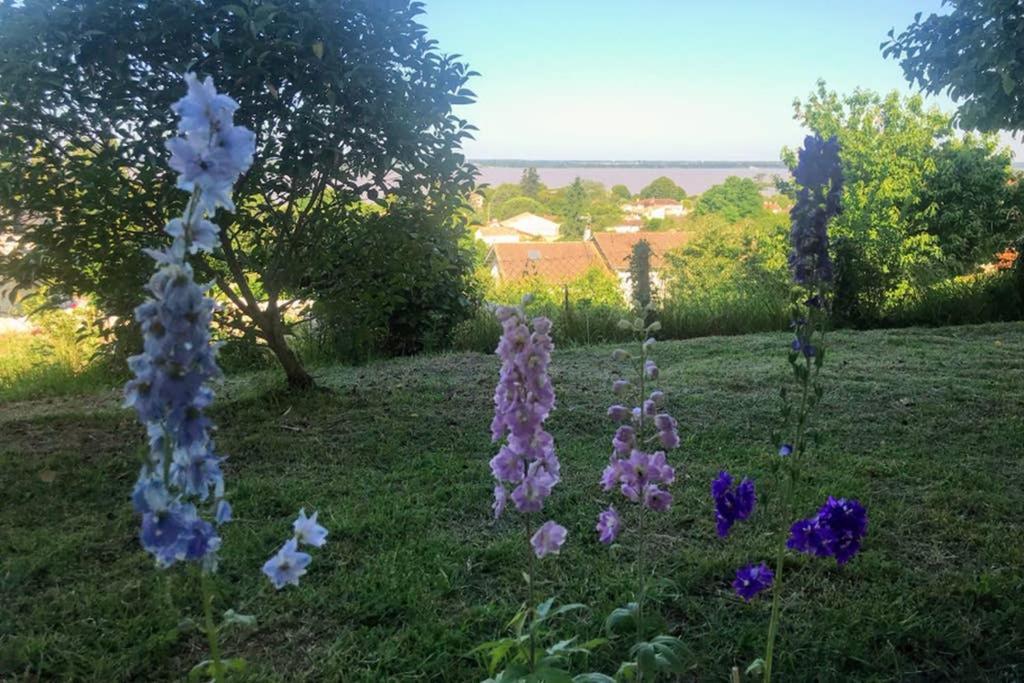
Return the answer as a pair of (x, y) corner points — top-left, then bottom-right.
(765, 297), (824, 681)
(201, 570), (225, 683)
(525, 515), (537, 673)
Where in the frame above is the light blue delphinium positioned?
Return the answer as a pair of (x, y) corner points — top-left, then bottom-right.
(263, 508), (329, 589)
(124, 73), (254, 683)
(125, 73), (255, 572)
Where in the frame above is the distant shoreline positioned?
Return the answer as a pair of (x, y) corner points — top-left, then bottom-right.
(471, 159), (788, 169)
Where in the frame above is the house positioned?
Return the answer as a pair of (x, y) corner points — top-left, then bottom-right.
(621, 198), (686, 220)
(499, 212), (561, 241)
(609, 216), (644, 233)
(590, 231), (692, 301)
(474, 224), (523, 246)
(486, 242), (605, 284)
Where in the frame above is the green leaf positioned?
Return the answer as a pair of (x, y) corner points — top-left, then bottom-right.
(221, 609), (256, 629)
(573, 674), (616, 683)
(604, 603), (638, 636)
(745, 657), (766, 675)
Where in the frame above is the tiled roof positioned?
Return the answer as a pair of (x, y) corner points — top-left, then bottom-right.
(592, 231), (692, 270)
(489, 242), (605, 283)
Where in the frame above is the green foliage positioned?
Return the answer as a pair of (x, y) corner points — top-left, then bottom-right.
(0, 301), (115, 401)
(559, 178), (590, 240)
(787, 81), (1020, 323)
(911, 135), (1023, 273)
(883, 269), (1023, 327)
(628, 240), (654, 312)
(520, 167), (545, 198)
(296, 201), (479, 361)
(0, 0), (477, 386)
(473, 597), (606, 682)
(610, 185), (632, 201)
(496, 197), (550, 221)
(883, 0), (1024, 132)
(486, 267), (625, 310)
(665, 213), (790, 306)
(694, 177), (764, 222)
(637, 176), (687, 201)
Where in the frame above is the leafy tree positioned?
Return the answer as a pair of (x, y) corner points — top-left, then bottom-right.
(911, 134), (1022, 272)
(0, 0), (477, 388)
(883, 1), (1024, 132)
(665, 213), (789, 304)
(638, 176), (687, 201)
(494, 196), (549, 221)
(787, 81), (1019, 322)
(519, 167), (544, 198)
(694, 177), (764, 222)
(611, 184), (633, 201)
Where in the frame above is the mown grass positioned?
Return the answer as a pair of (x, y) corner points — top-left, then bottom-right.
(1, 323), (1023, 681)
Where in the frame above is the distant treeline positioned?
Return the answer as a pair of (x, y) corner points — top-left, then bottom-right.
(472, 159), (788, 169)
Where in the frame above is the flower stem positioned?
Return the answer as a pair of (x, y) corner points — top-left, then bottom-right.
(200, 570), (225, 683)
(525, 515), (536, 673)
(765, 298), (823, 681)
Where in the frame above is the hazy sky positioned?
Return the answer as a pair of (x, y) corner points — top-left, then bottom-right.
(420, 0), (1024, 161)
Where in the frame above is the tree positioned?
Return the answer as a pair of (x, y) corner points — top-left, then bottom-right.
(0, 0), (478, 388)
(611, 184), (633, 201)
(557, 177), (589, 239)
(519, 167), (543, 198)
(883, 1), (1024, 133)
(494, 196), (549, 221)
(787, 81), (1019, 322)
(638, 176), (687, 201)
(694, 177), (763, 222)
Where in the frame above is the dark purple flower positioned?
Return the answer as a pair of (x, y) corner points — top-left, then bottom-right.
(816, 497), (868, 564)
(733, 562), (774, 602)
(787, 497), (867, 564)
(711, 471), (757, 537)
(788, 134), (842, 286)
(778, 444), (793, 457)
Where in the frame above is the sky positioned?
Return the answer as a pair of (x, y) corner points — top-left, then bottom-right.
(420, 0), (1024, 162)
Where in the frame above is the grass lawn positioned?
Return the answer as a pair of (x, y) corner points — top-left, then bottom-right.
(2, 322), (1023, 681)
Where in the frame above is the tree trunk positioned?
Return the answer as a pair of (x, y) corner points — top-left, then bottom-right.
(264, 320), (314, 390)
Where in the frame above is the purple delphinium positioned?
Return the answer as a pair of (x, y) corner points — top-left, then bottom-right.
(711, 471), (756, 538)
(489, 301), (564, 558)
(733, 563), (774, 602)
(531, 520), (568, 558)
(596, 334), (680, 538)
(126, 73), (255, 571)
(596, 506), (622, 544)
(788, 497), (868, 565)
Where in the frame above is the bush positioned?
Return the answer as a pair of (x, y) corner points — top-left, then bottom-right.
(299, 202), (479, 362)
(883, 269), (1023, 327)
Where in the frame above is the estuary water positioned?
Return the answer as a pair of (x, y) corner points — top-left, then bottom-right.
(473, 165), (789, 195)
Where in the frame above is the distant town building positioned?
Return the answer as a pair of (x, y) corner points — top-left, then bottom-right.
(486, 241), (605, 283)
(609, 216), (644, 233)
(621, 198), (686, 220)
(474, 224), (523, 246)
(473, 211), (562, 245)
(485, 230), (692, 302)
